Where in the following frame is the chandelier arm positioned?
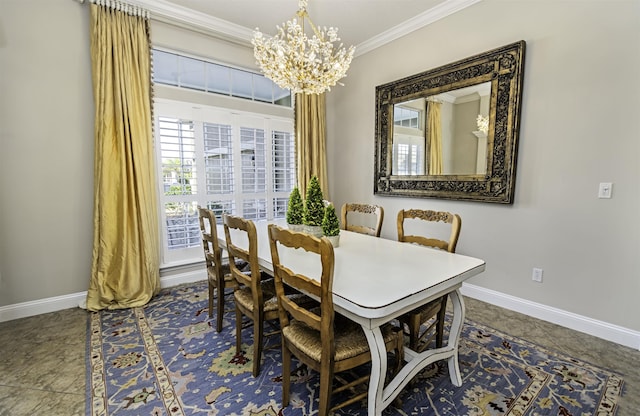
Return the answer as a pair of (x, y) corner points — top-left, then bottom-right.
(299, 10), (323, 40)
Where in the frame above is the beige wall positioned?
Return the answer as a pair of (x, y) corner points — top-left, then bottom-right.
(1, 0), (94, 306)
(326, 1), (640, 331)
(152, 20), (256, 70)
(1, 1), (638, 340)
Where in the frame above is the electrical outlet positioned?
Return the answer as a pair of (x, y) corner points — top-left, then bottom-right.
(598, 182), (613, 199)
(532, 268), (543, 283)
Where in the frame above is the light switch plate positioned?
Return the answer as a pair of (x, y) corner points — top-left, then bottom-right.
(532, 268), (543, 283)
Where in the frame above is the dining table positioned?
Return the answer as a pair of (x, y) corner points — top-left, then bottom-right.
(218, 218), (486, 416)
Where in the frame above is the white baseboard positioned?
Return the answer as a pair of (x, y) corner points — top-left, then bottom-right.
(2, 278), (638, 351)
(461, 283), (640, 351)
(160, 268), (206, 288)
(0, 291), (88, 323)
(0, 270), (206, 323)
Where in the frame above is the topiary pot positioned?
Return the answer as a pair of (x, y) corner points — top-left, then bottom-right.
(326, 235), (340, 247)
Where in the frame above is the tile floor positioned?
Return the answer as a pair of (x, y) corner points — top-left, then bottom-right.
(0, 296), (638, 415)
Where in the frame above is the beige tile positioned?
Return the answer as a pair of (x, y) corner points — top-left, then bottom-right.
(0, 308), (86, 345)
(0, 308), (86, 416)
(0, 385), (84, 416)
(0, 345), (85, 393)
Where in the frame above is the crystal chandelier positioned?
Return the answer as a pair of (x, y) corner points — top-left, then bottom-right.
(476, 114), (489, 134)
(251, 0), (355, 95)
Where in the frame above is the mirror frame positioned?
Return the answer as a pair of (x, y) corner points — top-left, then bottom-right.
(374, 41), (526, 204)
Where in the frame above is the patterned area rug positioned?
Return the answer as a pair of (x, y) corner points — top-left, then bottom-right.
(86, 281), (624, 415)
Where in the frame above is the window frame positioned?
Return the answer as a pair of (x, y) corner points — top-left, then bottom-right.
(154, 99), (295, 267)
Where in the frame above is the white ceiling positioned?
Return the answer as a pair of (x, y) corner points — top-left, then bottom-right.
(135, 0), (480, 55)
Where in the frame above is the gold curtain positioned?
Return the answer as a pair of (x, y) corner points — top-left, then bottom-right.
(427, 101), (443, 175)
(86, 3), (160, 311)
(295, 93), (329, 197)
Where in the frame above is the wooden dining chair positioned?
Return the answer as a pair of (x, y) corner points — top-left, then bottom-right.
(268, 224), (403, 415)
(197, 206), (240, 333)
(340, 203), (384, 237)
(397, 209), (462, 352)
(222, 214), (282, 377)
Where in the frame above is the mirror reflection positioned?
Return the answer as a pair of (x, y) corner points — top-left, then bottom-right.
(392, 82), (491, 176)
(374, 40), (525, 204)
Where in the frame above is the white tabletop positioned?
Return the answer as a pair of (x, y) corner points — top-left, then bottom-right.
(219, 219), (485, 323)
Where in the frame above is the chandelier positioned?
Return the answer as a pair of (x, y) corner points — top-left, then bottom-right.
(251, 0), (355, 95)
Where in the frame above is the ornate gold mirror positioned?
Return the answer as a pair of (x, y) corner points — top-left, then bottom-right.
(374, 41), (525, 203)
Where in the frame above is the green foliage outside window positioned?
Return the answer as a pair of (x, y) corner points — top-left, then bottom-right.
(165, 180), (192, 214)
(163, 158), (193, 214)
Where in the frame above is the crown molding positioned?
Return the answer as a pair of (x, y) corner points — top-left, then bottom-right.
(122, 0), (481, 52)
(127, 0), (254, 46)
(355, 0), (482, 56)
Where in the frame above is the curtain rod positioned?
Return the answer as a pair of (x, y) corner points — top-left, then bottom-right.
(74, 0), (149, 18)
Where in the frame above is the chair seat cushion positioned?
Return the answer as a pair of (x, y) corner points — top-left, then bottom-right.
(234, 279), (279, 312)
(283, 315), (397, 362)
(227, 258), (249, 272)
(234, 278), (312, 312)
(208, 260), (247, 284)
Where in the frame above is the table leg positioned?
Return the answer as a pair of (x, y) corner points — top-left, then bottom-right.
(362, 326), (387, 416)
(362, 289), (467, 415)
(446, 289), (466, 386)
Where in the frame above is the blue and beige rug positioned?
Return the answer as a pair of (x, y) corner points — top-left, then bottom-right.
(86, 281), (624, 415)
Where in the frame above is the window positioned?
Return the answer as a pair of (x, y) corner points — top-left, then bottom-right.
(152, 49), (292, 107)
(155, 100), (296, 265)
(394, 106), (420, 129)
(393, 143), (423, 175)
(392, 105), (425, 175)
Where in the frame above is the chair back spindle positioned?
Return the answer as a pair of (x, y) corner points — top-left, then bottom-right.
(341, 203), (384, 237)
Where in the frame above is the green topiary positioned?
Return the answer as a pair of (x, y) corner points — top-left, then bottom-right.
(286, 187), (304, 225)
(322, 204), (340, 237)
(303, 176), (324, 226)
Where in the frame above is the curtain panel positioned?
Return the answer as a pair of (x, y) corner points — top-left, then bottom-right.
(295, 93), (329, 197)
(427, 101), (443, 176)
(86, 2), (160, 311)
